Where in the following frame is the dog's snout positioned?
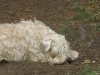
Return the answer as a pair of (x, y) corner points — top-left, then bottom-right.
(67, 58), (72, 64)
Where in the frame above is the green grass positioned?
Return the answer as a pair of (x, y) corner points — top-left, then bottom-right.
(69, 2), (100, 22)
(72, 10), (99, 22)
(59, 23), (76, 39)
(88, 0), (98, 4)
(94, 24), (100, 30)
(70, 3), (81, 11)
(81, 64), (98, 75)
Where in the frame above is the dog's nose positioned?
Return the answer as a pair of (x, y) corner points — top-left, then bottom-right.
(67, 58), (72, 64)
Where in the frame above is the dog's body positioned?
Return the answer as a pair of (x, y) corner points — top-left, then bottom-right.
(0, 19), (79, 64)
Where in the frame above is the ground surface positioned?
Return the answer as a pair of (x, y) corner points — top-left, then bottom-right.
(0, 0), (100, 75)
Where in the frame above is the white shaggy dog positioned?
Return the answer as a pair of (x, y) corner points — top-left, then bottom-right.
(0, 19), (79, 64)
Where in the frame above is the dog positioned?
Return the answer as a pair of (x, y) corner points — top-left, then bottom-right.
(0, 19), (79, 64)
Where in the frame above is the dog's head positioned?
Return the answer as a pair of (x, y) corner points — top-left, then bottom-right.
(43, 34), (79, 64)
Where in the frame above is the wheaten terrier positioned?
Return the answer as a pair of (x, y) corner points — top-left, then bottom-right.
(0, 19), (79, 64)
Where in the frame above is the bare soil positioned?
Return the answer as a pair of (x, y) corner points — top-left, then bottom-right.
(0, 0), (100, 75)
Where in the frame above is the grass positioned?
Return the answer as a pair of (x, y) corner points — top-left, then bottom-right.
(81, 64), (98, 75)
(70, 3), (81, 11)
(94, 24), (100, 30)
(72, 10), (99, 22)
(59, 23), (76, 39)
(69, 2), (100, 22)
(88, 0), (98, 3)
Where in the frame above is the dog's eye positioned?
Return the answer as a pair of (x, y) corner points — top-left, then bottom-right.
(50, 52), (57, 59)
(51, 54), (56, 58)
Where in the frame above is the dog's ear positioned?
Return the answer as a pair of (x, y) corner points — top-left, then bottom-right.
(43, 39), (52, 51)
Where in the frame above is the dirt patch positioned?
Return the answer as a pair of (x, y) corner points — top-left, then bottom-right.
(0, 0), (100, 75)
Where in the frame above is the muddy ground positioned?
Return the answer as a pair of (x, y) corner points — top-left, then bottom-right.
(0, 0), (100, 75)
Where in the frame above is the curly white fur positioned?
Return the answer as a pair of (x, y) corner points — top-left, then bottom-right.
(0, 19), (79, 64)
